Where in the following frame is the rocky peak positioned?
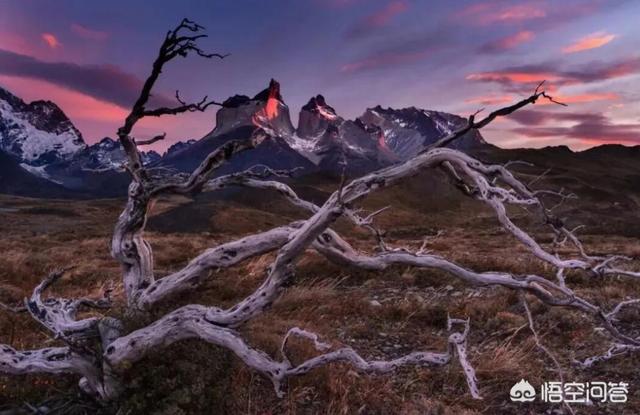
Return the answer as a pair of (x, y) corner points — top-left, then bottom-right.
(359, 106), (485, 158)
(96, 137), (119, 149)
(297, 94), (340, 139)
(253, 78), (284, 102)
(165, 139), (197, 157)
(301, 95), (334, 113)
(0, 87), (24, 109)
(213, 79), (295, 137)
(0, 85), (85, 165)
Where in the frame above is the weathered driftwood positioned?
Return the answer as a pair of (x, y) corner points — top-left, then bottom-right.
(2, 19), (639, 403)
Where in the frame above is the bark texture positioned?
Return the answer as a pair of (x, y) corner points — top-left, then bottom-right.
(2, 19), (638, 405)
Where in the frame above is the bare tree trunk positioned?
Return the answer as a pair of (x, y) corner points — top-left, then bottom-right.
(1, 18), (639, 406)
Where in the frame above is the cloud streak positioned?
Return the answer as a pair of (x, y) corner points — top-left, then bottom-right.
(509, 110), (640, 144)
(339, 26), (449, 74)
(345, 0), (409, 39)
(455, 1), (546, 25)
(562, 31), (616, 54)
(455, 0), (607, 33)
(480, 30), (534, 53)
(464, 94), (515, 106)
(466, 57), (640, 92)
(0, 49), (172, 108)
(541, 92), (619, 105)
(341, 49), (429, 73)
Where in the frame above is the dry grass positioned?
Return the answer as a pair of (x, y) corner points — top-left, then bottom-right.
(0, 185), (639, 414)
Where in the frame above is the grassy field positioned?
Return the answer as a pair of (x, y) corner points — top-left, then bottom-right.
(1, 168), (640, 414)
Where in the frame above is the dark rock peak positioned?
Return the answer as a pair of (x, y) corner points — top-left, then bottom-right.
(96, 137), (118, 147)
(302, 94), (335, 113)
(368, 105), (425, 118)
(368, 104), (420, 115)
(215, 78), (295, 138)
(222, 95), (251, 108)
(0, 85), (84, 142)
(1, 87), (62, 119)
(142, 150), (161, 164)
(325, 124), (340, 137)
(253, 79), (283, 102)
(165, 139), (197, 156)
(353, 118), (381, 134)
(297, 94), (340, 139)
(302, 94), (326, 111)
(0, 86), (24, 109)
(307, 95), (337, 117)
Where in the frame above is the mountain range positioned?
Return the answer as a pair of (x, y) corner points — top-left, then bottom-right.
(0, 81), (638, 199)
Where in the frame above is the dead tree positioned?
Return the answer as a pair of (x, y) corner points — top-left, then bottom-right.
(1, 19), (639, 403)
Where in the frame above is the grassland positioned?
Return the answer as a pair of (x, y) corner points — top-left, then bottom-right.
(1, 167), (640, 414)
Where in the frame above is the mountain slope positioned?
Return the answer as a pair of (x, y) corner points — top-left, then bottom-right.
(0, 87), (85, 166)
(159, 80), (315, 175)
(358, 106), (486, 158)
(159, 126), (315, 175)
(0, 149), (76, 198)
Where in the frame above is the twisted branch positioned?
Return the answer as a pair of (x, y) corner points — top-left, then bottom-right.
(3, 19), (639, 408)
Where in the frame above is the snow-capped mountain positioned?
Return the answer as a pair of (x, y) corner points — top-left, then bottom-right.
(0, 86), (163, 174)
(0, 80), (492, 197)
(65, 137), (161, 171)
(0, 87), (85, 166)
(161, 79), (489, 177)
(293, 95), (399, 174)
(160, 79), (314, 175)
(38, 136), (161, 194)
(358, 106), (485, 158)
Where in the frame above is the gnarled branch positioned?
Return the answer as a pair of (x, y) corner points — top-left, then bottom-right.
(105, 307), (479, 398)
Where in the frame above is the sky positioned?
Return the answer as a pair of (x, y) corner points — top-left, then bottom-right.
(1, 0), (639, 152)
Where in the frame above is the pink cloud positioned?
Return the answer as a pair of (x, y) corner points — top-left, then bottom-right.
(456, 1), (546, 25)
(466, 71), (560, 84)
(346, 0), (409, 38)
(538, 92), (620, 105)
(41, 33), (61, 49)
(0, 75), (213, 151)
(341, 49), (428, 73)
(562, 31), (616, 54)
(507, 110), (640, 145)
(366, 0), (409, 27)
(0, 49), (174, 108)
(0, 32), (33, 55)
(464, 94), (515, 106)
(465, 57), (640, 93)
(481, 30), (534, 52)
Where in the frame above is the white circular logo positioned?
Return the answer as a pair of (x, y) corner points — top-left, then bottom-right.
(510, 379), (536, 402)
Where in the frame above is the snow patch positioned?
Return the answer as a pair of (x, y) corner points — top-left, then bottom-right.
(0, 100), (85, 164)
(316, 105), (337, 120)
(19, 163), (62, 184)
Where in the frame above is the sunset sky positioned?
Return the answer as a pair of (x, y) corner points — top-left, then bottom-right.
(1, 0), (639, 152)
